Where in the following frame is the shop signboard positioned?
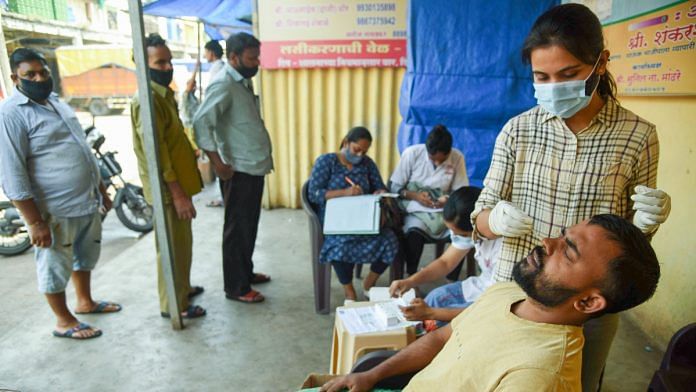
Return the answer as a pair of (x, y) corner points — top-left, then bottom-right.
(258, 0), (407, 69)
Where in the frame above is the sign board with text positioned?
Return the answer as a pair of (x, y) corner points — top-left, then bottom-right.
(603, 1), (696, 95)
(258, 1), (407, 69)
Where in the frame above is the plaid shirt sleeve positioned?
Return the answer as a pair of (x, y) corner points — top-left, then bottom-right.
(631, 125), (659, 195)
(471, 120), (516, 238)
(626, 124), (660, 228)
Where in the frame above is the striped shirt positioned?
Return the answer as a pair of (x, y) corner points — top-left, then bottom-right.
(472, 99), (659, 281)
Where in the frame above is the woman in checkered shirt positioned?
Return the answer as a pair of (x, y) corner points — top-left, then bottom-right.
(471, 4), (672, 392)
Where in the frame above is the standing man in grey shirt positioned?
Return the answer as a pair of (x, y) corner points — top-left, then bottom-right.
(0, 48), (121, 339)
(193, 33), (274, 303)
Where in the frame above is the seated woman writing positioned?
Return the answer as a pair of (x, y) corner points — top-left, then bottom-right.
(308, 126), (399, 301)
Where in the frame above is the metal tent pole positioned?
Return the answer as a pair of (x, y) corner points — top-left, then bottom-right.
(252, 0), (262, 119)
(127, 0), (183, 330)
(253, 0), (272, 209)
(0, 14), (14, 98)
(197, 20), (202, 98)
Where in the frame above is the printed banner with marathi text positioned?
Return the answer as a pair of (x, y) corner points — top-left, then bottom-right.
(258, 1), (407, 69)
(603, 1), (696, 95)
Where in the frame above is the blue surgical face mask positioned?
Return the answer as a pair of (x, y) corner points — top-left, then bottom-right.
(449, 230), (474, 250)
(533, 55), (602, 119)
(342, 147), (363, 165)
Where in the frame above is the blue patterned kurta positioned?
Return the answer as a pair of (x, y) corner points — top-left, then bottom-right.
(308, 153), (399, 265)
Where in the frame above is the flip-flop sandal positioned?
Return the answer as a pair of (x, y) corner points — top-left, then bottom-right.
(188, 286), (205, 299)
(251, 273), (271, 284)
(228, 290), (265, 303)
(52, 322), (102, 339)
(161, 305), (207, 319)
(75, 301), (122, 314)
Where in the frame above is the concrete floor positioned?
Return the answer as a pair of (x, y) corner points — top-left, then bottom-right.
(0, 185), (664, 391)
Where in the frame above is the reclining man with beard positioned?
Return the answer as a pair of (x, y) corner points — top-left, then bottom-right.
(320, 214), (660, 392)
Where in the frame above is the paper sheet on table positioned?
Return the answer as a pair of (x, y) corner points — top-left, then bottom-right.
(337, 298), (419, 335)
(405, 200), (443, 214)
(368, 287), (416, 303)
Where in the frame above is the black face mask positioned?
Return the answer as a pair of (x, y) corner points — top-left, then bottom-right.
(19, 77), (53, 102)
(235, 64), (259, 79)
(150, 68), (173, 87)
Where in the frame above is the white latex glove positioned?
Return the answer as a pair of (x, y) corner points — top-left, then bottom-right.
(631, 185), (671, 234)
(488, 201), (534, 238)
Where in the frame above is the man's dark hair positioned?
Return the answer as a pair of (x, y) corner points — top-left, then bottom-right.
(132, 33), (167, 62)
(589, 214), (660, 314)
(425, 124), (453, 155)
(10, 48), (47, 73)
(226, 32), (260, 58)
(145, 33), (167, 49)
(443, 186), (481, 232)
(204, 40), (223, 59)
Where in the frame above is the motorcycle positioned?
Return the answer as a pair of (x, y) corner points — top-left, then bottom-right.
(0, 201), (31, 256)
(85, 126), (154, 233)
(0, 126), (153, 256)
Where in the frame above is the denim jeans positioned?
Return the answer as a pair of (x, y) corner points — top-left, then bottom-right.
(35, 212), (102, 293)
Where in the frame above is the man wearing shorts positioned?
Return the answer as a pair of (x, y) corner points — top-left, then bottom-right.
(0, 48), (121, 340)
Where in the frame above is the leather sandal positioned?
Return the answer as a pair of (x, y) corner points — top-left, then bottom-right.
(251, 273), (271, 284)
(227, 289), (265, 303)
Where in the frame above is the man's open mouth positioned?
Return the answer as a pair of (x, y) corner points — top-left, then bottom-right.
(526, 247), (543, 269)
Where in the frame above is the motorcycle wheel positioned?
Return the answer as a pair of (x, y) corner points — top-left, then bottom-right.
(0, 201), (32, 256)
(116, 188), (154, 233)
(88, 98), (110, 117)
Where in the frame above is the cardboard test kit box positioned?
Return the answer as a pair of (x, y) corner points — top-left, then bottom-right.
(300, 373), (339, 388)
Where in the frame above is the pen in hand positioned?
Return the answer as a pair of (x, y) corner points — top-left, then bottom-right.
(344, 176), (362, 196)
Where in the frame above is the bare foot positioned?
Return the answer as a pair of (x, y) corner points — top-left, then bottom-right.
(343, 284), (357, 301)
(362, 271), (380, 292)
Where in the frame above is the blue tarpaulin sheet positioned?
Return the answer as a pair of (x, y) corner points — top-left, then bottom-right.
(143, 0), (252, 40)
(398, 0), (559, 187)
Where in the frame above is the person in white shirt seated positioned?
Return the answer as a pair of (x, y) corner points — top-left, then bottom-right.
(389, 125), (469, 275)
(389, 187), (501, 327)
